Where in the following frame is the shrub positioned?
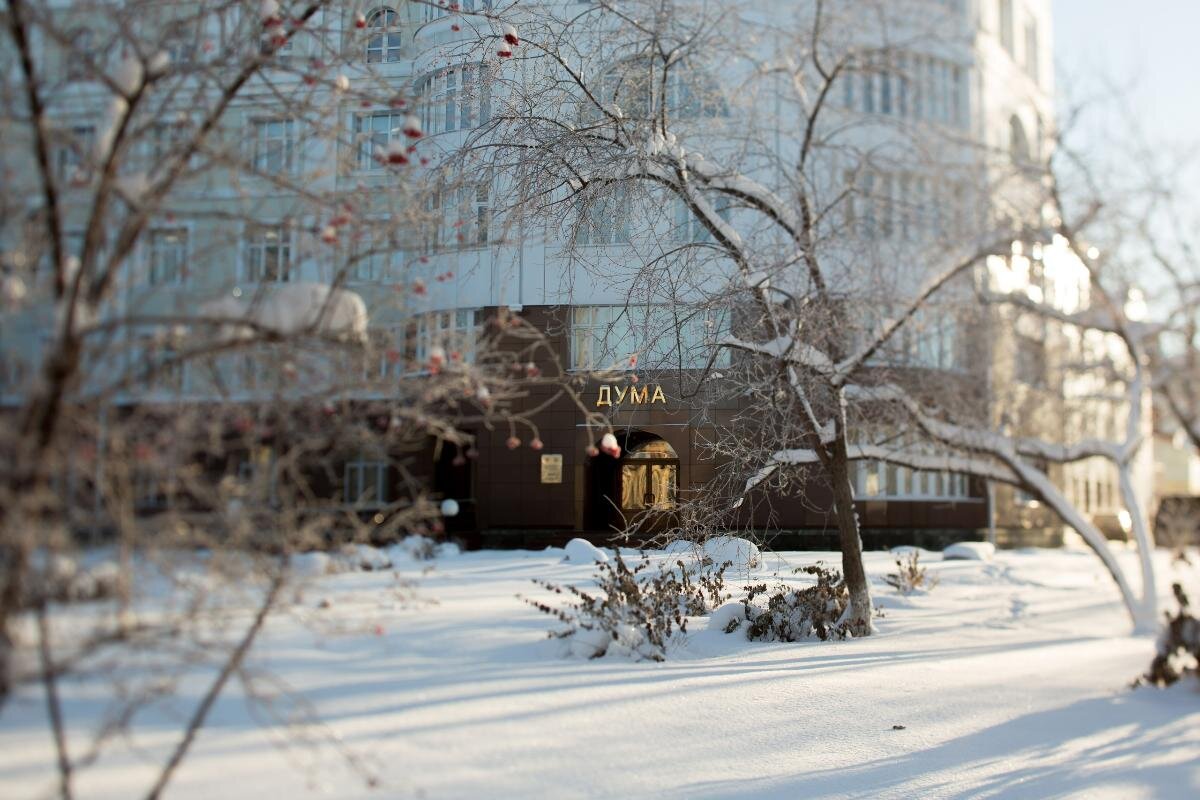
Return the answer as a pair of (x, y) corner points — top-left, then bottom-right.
(725, 563), (851, 642)
(1141, 583), (1200, 688)
(885, 551), (938, 595)
(525, 552), (730, 661)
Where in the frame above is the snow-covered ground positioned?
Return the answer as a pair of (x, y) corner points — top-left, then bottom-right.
(1, 544), (1198, 799)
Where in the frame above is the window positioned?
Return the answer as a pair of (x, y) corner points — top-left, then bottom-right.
(349, 233), (401, 281)
(673, 196), (731, 243)
(147, 227), (188, 285)
(422, 174), (491, 251)
(1024, 21), (1039, 83)
(864, 305), (960, 371)
(570, 305), (729, 370)
(65, 31), (93, 81)
(577, 192), (630, 245)
(999, 0), (1014, 55)
(243, 223), (293, 281)
(1015, 334), (1045, 386)
(251, 118), (296, 174)
(854, 54), (965, 128)
(663, 68), (727, 118)
(471, 178), (490, 245)
(344, 455), (388, 506)
(139, 335), (185, 394)
(950, 64), (964, 127)
(55, 126), (95, 183)
(354, 111), (406, 169)
(620, 439), (678, 512)
(855, 461), (970, 500)
(149, 119), (190, 165)
(366, 8), (403, 63)
(369, 327), (405, 378)
(425, 0), (492, 21)
(164, 31), (195, 67)
(416, 309), (481, 364)
(416, 65), (490, 135)
(585, 58), (726, 123)
(1009, 114), (1031, 163)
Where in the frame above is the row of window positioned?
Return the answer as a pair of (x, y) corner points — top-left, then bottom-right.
(144, 225), (438, 288)
(582, 64), (730, 125)
(128, 309), (483, 396)
(50, 84), (491, 187)
(413, 66), (493, 137)
(126, 303), (731, 395)
(843, 170), (974, 243)
(855, 460), (973, 501)
(569, 305), (728, 371)
(59, 4), (496, 81)
(841, 55), (968, 129)
(131, 445), (390, 510)
(997, 0), (1041, 84)
(859, 306), (962, 372)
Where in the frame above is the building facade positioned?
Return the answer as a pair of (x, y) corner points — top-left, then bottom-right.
(0, 0), (1153, 549)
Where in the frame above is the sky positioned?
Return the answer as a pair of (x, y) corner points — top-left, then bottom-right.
(1053, 0), (1200, 214)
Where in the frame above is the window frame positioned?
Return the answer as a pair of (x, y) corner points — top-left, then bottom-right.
(365, 7), (403, 63)
(250, 117), (297, 175)
(242, 221), (294, 282)
(145, 225), (190, 286)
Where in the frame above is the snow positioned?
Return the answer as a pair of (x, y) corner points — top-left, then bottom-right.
(198, 283), (368, 342)
(112, 53), (143, 96)
(291, 551), (334, 577)
(1, 547), (1197, 799)
(707, 599), (749, 633)
(255, 283), (368, 341)
(703, 536), (761, 570)
(943, 541), (997, 561)
(563, 537), (609, 563)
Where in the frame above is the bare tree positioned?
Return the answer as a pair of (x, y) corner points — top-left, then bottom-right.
(469, 0), (1021, 635)
(0, 1), (602, 796)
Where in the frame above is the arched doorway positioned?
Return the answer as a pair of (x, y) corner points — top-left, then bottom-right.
(587, 432), (679, 532)
(619, 438), (679, 514)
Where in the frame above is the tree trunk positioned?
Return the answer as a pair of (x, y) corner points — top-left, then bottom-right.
(827, 430), (873, 636)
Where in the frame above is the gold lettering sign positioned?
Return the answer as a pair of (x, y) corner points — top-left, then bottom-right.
(540, 454), (563, 484)
(595, 384), (668, 407)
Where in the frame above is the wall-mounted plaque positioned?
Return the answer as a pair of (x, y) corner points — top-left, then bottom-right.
(540, 454), (563, 484)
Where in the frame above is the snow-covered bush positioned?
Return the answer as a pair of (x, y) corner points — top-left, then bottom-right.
(724, 564), (851, 642)
(20, 554), (121, 605)
(943, 542), (995, 561)
(702, 537), (760, 570)
(563, 537), (609, 564)
(402, 535), (439, 561)
(526, 552), (730, 661)
(885, 551), (938, 595)
(1141, 583), (1200, 688)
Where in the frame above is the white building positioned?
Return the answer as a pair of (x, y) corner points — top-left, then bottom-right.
(0, 0), (1151, 547)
